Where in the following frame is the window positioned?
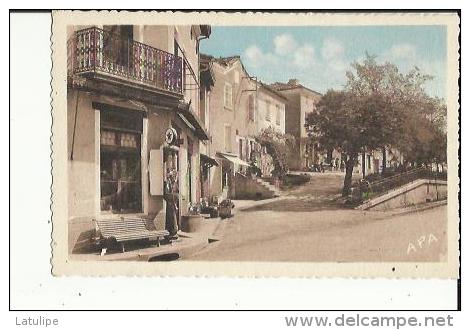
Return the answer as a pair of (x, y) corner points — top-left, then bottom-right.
(276, 105), (281, 125)
(224, 83), (233, 109)
(239, 139), (244, 160)
(265, 101), (271, 121)
(100, 109), (142, 213)
(103, 25), (133, 68)
(224, 125), (232, 152)
(248, 95), (255, 121)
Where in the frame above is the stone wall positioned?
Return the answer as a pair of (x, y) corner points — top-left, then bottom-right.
(364, 180), (448, 211)
(233, 173), (277, 199)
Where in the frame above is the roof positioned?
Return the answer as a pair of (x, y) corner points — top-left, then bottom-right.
(200, 54), (287, 101)
(257, 81), (288, 101)
(270, 80), (323, 97)
(200, 54), (250, 80)
(200, 54), (241, 67)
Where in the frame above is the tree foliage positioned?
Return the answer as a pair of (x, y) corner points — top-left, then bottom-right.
(255, 127), (295, 178)
(306, 54), (447, 196)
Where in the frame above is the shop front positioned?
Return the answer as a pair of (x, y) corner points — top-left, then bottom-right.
(99, 107), (144, 214)
(68, 89), (210, 251)
(200, 154), (219, 200)
(215, 152), (250, 200)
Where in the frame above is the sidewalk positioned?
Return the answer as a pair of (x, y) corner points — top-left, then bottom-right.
(70, 233), (208, 262)
(70, 217), (226, 262)
(232, 196), (286, 212)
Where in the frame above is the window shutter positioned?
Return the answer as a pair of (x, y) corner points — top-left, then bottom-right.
(149, 148), (164, 195)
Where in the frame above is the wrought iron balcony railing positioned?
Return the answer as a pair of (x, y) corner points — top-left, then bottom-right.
(67, 27), (183, 94)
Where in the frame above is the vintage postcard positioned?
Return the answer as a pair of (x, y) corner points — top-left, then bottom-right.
(51, 11), (460, 278)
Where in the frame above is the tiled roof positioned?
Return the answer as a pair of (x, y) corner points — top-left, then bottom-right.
(270, 80), (322, 96)
(200, 53), (241, 67)
(257, 81), (288, 101)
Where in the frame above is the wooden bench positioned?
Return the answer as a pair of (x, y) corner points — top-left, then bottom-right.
(94, 217), (169, 254)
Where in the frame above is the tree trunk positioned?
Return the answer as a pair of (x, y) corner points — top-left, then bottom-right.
(342, 155), (357, 197)
(327, 147), (333, 164)
(361, 151), (366, 179)
(382, 146), (387, 175)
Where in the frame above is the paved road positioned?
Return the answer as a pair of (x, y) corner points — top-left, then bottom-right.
(247, 172), (352, 212)
(187, 174), (447, 262)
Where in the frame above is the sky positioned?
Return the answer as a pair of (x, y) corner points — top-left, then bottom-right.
(200, 25), (447, 99)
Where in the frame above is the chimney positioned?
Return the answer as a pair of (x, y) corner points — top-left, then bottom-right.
(288, 79), (299, 86)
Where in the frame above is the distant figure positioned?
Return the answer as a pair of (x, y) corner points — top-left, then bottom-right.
(359, 179), (371, 200)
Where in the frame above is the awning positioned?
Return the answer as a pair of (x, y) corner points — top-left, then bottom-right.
(200, 154), (219, 167)
(216, 152), (250, 167)
(92, 96), (148, 114)
(176, 101), (210, 141)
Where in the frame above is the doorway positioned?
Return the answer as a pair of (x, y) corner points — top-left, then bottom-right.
(99, 109), (143, 213)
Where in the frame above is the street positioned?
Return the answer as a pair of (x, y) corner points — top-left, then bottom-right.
(187, 174), (447, 262)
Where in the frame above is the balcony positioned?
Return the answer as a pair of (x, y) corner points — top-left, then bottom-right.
(67, 27), (184, 95)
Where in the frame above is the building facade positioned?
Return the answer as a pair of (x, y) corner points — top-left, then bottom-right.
(200, 55), (286, 201)
(271, 79), (322, 171)
(356, 147), (405, 177)
(67, 24), (211, 251)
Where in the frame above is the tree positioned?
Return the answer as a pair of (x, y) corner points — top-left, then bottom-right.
(307, 90), (400, 196)
(307, 55), (447, 196)
(255, 127), (295, 178)
(345, 54), (435, 174)
(397, 106), (447, 168)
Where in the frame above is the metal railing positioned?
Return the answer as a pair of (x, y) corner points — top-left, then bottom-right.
(350, 166), (447, 202)
(67, 27), (183, 94)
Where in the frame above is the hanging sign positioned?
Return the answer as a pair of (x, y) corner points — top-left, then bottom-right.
(165, 128), (178, 145)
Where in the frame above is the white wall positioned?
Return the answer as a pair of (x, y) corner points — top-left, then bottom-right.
(256, 90), (286, 134)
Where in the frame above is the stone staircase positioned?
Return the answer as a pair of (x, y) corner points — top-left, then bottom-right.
(253, 177), (282, 197)
(233, 173), (281, 199)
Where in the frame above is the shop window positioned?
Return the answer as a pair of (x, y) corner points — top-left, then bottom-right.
(100, 109), (142, 213)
